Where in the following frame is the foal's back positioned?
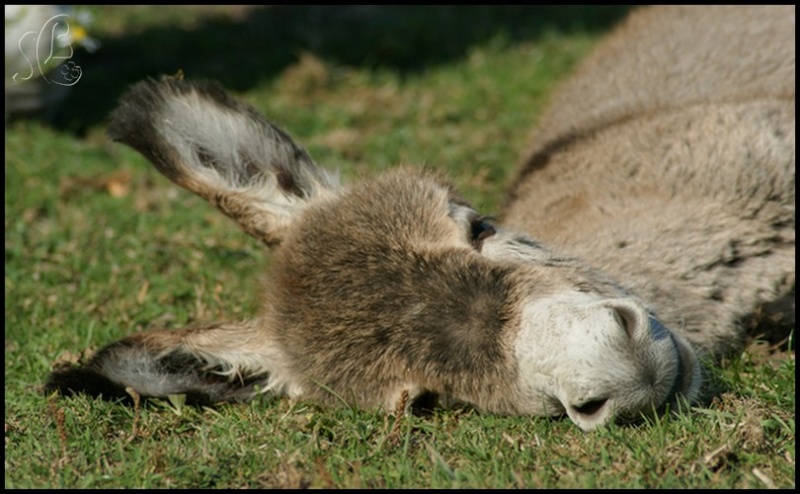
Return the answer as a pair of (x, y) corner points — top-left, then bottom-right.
(505, 5), (795, 357)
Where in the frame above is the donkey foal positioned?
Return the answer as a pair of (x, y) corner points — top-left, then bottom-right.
(47, 6), (794, 431)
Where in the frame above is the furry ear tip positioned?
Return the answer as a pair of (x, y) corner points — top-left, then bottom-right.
(44, 366), (133, 402)
(106, 75), (201, 142)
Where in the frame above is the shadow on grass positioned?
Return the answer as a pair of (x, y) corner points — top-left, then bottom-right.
(50, 5), (632, 134)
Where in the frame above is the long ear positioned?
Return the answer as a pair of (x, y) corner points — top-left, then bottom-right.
(45, 322), (296, 405)
(107, 76), (340, 245)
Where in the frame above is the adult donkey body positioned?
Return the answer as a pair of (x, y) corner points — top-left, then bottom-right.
(47, 6), (794, 431)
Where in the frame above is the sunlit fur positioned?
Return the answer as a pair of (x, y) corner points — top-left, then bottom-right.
(47, 6), (793, 431)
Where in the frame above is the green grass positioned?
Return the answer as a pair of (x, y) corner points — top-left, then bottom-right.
(5, 6), (795, 488)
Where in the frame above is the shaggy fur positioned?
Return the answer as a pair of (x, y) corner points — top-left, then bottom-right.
(505, 5), (795, 357)
(46, 6), (794, 431)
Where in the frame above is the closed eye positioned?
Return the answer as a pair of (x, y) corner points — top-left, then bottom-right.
(470, 216), (496, 250)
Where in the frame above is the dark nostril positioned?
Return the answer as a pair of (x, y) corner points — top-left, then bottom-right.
(572, 398), (609, 417)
